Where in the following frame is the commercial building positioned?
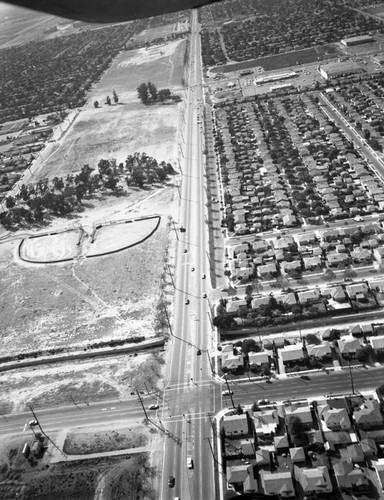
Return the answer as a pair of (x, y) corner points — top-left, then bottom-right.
(341, 35), (374, 46)
(319, 61), (363, 80)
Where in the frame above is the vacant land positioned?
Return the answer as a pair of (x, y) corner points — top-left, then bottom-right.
(33, 38), (186, 182)
(0, 433), (155, 500)
(0, 352), (164, 413)
(63, 428), (147, 455)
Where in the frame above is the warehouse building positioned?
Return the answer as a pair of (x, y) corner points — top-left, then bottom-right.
(341, 35), (374, 46)
(319, 61), (363, 80)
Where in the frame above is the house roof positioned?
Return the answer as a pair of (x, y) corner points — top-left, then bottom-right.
(248, 351), (269, 365)
(360, 437), (377, 456)
(337, 336), (362, 354)
(297, 289), (320, 303)
(285, 405), (312, 423)
(371, 335), (384, 350)
(227, 464), (253, 484)
(280, 343), (304, 362)
(333, 461), (368, 489)
(354, 399), (383, 426)
(223, 414), (249, 436)
(258, 263), (277, 274)
(274, 434), (289, 448)
(222, 353), (244, 370)
(307, 342), (331, 358)
(345, 283), (369, 297)
(254, 408), (278, 427)
(290, 446), (305, 462)
(261, 471), (294, 496)
(296, 466), (332, 493)
(276, 292), (297, 305)
(320, 406), (350, 429)
(255, 447), (270, 464)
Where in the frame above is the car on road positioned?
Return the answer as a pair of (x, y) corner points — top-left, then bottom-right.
(168, 476), (175, 488)
(258, 399), (270, 405)
(202, 293), (207, 298)
(201, 274), (206, 279)
(184, 249), (188, 253)
(148, 404), (159, 410)
(187, 457), (194, 469)
(222, 389), (233, 396)
(29, 420), (39, 427)
(191, 267), (195, 272)
(185, 298), (190, 305)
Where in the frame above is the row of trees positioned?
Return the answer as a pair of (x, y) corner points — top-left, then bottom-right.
(94, 90), (119, 108)
(0, 153), (176, 230)
(137, 82), (181, 105)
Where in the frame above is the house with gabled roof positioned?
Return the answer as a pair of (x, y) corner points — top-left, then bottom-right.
(285, 404), (312, 425)
(360, 437), (377, 459)
(371, 335), (384, 351)
(275, 292), (297, 308)
(297, 289), (321, 304)
(248, 351), (269, 367)
(318, 405), (351, 431)
(333, 462), (369, 494)
(258, 263), (278, 279)
(303, 256), (322, 272)
(281, 260), (302, 276)
(345, 282), (369, 300)
(226, 463), (258, 493)
(295, 466), (332, 495)
(327, 252), (350, 268)
(254, 408), (279, 436)
(260, 471), (295, 498)
(280, 343), (304, 364)
(253, 240), (270, 253)
(353, 399), (383, 429)
(240, 439), (256, 457)
(221, 352), (244, 371)
(226, 299), (247, 316)
(340, 443), (365, 463)
(296, 232), (317, 247)
(251, 295), (271, 311)
(306, 342), (332, 360)
(337, 336), (362, 358)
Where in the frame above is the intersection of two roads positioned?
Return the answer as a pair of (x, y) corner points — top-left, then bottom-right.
(3, 11), (384, 500)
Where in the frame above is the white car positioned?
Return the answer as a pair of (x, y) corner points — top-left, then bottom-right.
(187, 457), (194, 469)
(222, 389), (233, 396)
(148, 404), (159, 410)
(29, 420), (39, 427)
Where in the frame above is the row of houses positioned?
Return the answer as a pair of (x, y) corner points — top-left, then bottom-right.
(223, 394), (384, 497)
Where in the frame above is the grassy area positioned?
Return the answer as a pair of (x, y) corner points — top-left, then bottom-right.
(63, 428), (147, 455)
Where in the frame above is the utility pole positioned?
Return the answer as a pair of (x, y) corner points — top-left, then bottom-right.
(28, 404), (67, 458)
(136, 390), (149, 420)
(348, 360), (355, 395)
(163, 303), (174, 337)
(205, 349), (215, 375)
(167, 264), (176, 289)
(171, 221), (179, 241)
(224, 377), (236, 409)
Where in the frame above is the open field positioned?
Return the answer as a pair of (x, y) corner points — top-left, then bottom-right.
(134, 21), (189, 42)
(33, 38), (186, 182)
(19, 228), (82, 263)
(0, 352), (164, 413)
(63, 427), (147, 455)
(0, 432), (155, 500)
(0, 188), (175, 358)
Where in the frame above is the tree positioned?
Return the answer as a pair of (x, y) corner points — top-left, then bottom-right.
(137, 83), (149, 105)
(305, 333), (321, 345)
(5, 196), (16, 209)
(113, 90), (119, 103)
(344, 268), (357, 280)
(147, 81), (157, 102)
(323, 268), (336, 281)
(131, 167), (145, 188)
(94, 100), (99, 108)
(242, 338), (260, 355)
(158, 88), (171, 102)
(105, 96), (111, 106)
(287, 416), (308, 446)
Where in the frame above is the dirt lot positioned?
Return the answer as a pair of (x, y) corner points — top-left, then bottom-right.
(0, 352), (164, 414)
(63, 428), (147, 455)
(0, 433), (155, 499)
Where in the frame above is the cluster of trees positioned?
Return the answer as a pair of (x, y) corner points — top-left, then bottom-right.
(0, 22), (145, 124)
(0, 153), (176, 229)
(137, 82), (181, 105)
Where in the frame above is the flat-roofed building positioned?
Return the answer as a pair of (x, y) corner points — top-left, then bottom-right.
(341, 35), (374, 46)
(319, 61), (363, 80)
